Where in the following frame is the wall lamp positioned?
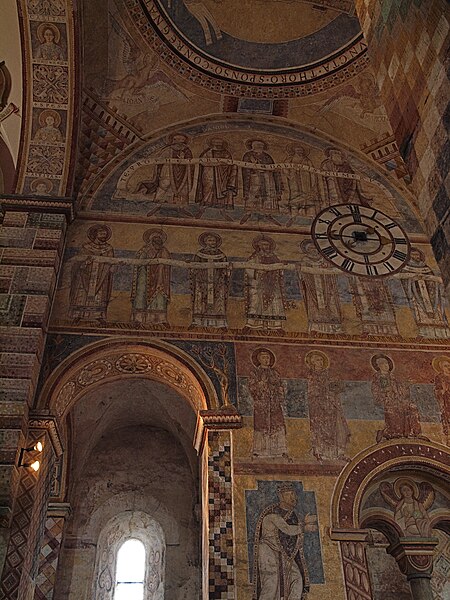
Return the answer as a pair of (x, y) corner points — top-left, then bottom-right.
(18, 441), (43, 472)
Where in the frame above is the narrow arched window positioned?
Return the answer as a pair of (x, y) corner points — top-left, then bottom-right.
(114, 539), (146, 600)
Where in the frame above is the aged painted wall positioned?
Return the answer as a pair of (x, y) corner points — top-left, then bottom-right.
(0, 0), (449, 599)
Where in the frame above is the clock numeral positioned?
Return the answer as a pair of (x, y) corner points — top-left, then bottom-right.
(370, 210), (379, 220)
(341, 258), (355, 272)
(322, 246), (338, 259)
(366, 264), (379, 276)
(393, 250), (407, 261)
(329, 206), (342, 217)
(385, 222), (396, 230)
(350, 205), (362, 223)
(393, 237), (408, 245)
(384, 261), (395, 272)
(318, 218), (332, 225)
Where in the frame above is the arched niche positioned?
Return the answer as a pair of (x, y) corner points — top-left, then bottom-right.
(91, 511), (166, 600)
(330, 439), (450, 600)
(41, 338), (240, 599)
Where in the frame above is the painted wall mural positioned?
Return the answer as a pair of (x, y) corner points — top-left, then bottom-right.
(51, 220), (449, 342)
(84, 120), (419, 233)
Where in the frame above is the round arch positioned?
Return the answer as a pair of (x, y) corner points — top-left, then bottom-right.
(331, 438), (450, 533)
(37, 336), (220, 421)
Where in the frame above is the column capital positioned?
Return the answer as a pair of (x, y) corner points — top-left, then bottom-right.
(388, 538), (438, 579)
(195, 407), (242, 452)
(47, 502), (71, 519)
(29, 413), (64, 458)
(0, 193), (75, 221)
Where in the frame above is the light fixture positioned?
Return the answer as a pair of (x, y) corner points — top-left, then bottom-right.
(18, 441), (43, 471)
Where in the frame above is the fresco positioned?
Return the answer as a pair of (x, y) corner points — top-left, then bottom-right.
(235, 342), (450, 459)
(85, 119), (421, 232)
(51, 220), (450, 343)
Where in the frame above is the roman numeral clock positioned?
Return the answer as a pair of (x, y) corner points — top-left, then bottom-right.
(312, 204), (410, 277)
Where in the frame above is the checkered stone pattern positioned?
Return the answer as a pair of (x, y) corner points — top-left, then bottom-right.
(355, 0), (450, 289)
(0, 212), (66, 515)
(33, 517), (64, 600)
(77, 93), (139, 196)
(0, 433), (55, 600)
(208, 431), (235, 599)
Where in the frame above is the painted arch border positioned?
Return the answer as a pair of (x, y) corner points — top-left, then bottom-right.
(330, 438), (450, 532)
(37, 336), (220, 420)
(80, 113), (423, 232)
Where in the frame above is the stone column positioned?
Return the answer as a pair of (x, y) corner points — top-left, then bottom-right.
(330, 529), (374, 600)
(354, 0), (450, 290)
(33, 503), (71, 600)
(197, 407), (241, 600)
(0, 416), (63, 600)
(388, 539), (438, 600)
(0, 197), (72, 576)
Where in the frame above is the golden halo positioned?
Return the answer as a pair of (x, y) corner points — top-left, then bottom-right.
(252, 234), (275, 252)
(432, 355), (450, 374)
(393, 477), (419, 500)
(304, 350), (329, 369)
(30, 178), (53, 193)
(371, 353), (394, 372)
(286, 142), (309, 157)
(206, 136), (229, 150)
(251, 347), (276, 368)
(198, 231), (222, 248)
(37, 22), (61, 44)
(245, 138), (268, 151)
(38, 109), (61, 128)
(87, 224), (112, 242)
(143, 228), (167, 244)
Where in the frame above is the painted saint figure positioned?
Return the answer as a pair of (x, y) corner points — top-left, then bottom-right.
(34, 109), (63, 143)
(432, 355), (450, 444)
(305, 350), (350, 462)
(69, 225), (114, 323)
(282, 144), (318, 216)
(321, 147), (370, 207)
(350, 277), (398, 336)
(136, 133), (193, 204)
(131, 229), (171, 327)
(249, 348), (288, 460)
(253, 482), (317, 599)
(370, 354), (422, 442)
(242, 139), (282, 212)
(190, 232), (229, 329)
(196, 138), (237, 208)
(298, 240), (343, 334)
(399, 248), (450, 339)
(35, 23), (65, 60)
(245, 235), (286, 331)
(379, 478), (434, 537)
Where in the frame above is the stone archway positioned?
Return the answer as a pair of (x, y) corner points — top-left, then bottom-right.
(330, 439), (450, 600)
(33, 337), (241, 600)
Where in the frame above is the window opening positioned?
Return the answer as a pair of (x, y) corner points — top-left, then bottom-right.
(114, 538), (145, 600)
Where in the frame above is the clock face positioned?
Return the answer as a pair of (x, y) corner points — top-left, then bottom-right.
(312, 204), (410, 277)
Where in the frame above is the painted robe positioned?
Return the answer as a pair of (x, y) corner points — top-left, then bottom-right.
(249, 365), (287, 458)
(434, 371), (450, 439)
(190, 248), (229, 328)
(245, 251), (286, 330)
(321, 156), (370, 206)
(401, 260), (450, 338)
(131, 245), (171, 325)
(69, 241), (114, 321)
(196, 147), (237, 207)
(243, 150), (282, 212)
(253, 505), (309, 600)
(298, 259), (343, 334)
(307, 367), (350, 461)
(283, 155), (318, 216)
(137, 143), (193, 204)
(371, 372), (422, 441)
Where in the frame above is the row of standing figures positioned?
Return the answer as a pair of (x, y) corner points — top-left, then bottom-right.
(68, 225), (450, 339)
(248, 348), (450, 461)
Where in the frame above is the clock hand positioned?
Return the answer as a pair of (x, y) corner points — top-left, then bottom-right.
(330, 232), (392, 245)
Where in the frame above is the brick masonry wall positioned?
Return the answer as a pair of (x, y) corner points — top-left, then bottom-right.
(355, 0), (450, 290)
(0, 212), (66, 524)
